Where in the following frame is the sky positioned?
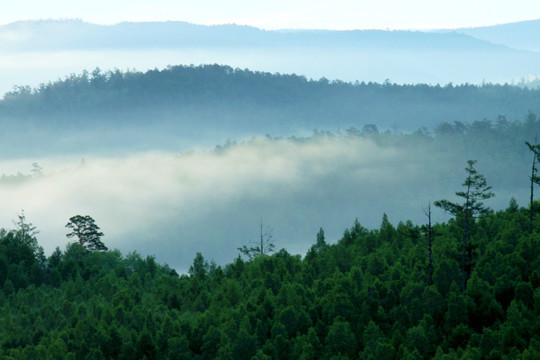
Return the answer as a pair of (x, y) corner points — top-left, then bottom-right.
(0, 0), (539, 30)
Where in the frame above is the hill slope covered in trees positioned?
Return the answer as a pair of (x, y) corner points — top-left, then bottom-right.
(2, 65), (540, 156)
(1, 198), (539, 359)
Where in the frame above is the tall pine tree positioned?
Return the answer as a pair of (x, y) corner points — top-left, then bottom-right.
(435, 160), (494, 293)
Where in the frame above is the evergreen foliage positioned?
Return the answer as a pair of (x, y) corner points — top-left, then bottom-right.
(0, 199), (539, 359)
(65, 215), (107, 251)
(435, 160), (494, 293)
(526, 138), (540, 231)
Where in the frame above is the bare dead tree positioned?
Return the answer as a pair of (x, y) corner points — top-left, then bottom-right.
(238, 219), (276, 259)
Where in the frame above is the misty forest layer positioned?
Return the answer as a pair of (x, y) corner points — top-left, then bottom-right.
(3, 65), (540, 128)
(1, 111), (540, 273)
(2, 65), (540, 157)
(0, 65), (540, 153)
(1, 192), (540, 359)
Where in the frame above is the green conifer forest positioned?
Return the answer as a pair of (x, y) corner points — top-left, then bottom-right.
(1, 184), (539, 359)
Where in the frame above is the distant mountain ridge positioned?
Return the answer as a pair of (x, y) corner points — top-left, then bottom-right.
(450, 19), (540, 52)
(0, 19), (526, 52)
(1, 19), (540, 95)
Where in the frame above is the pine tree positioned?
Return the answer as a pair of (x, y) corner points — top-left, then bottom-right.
(434, 160), (494, 293)
(525, 139), (540, 232)
(65, 215), (107, 251)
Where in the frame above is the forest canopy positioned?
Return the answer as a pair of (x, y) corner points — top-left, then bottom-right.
(1, 195), (540, 359)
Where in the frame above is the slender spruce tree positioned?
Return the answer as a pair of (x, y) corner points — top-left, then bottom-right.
(434, 160), (494, 293)
(421, 203), (434, 285)
(525, 139), (540, 232)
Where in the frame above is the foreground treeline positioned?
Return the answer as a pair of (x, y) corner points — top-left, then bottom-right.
(1, 200), (540, 359)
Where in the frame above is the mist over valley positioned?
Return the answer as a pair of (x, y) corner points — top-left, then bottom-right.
(0, 124), (535, 271)
(1, 19), (540, 271)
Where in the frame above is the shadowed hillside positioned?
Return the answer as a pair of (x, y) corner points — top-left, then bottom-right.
(1, 65), (540, 157)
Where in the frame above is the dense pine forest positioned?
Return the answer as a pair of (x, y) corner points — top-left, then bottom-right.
(1, 176), (540, 359)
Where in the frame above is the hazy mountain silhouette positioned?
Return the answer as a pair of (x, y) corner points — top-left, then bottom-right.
(451, 19), (540, 52)
(1, 19), (539, 95)
(0, 19), (528, 51)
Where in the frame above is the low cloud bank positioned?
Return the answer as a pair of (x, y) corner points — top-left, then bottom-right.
(0, 137), (525, 271)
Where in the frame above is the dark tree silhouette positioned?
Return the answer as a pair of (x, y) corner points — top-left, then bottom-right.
(65, 215), (107, 251)
(421, 203), (435, 285)
(13, 210), (39, 245)
(435, 160), (494, 293)
(314, 227), (328, 252)
(238, 220), (275, 259)
(525, 139), (540, 232)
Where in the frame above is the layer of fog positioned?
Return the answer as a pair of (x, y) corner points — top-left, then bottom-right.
(0, 137), (526, 272)
(2, 46), (538, 96)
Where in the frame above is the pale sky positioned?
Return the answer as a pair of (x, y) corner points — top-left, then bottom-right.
(0, 0), (539, 30)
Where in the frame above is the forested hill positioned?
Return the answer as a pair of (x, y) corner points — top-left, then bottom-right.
(1, 198), (540, 358)
(2, 64), (540, 134)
